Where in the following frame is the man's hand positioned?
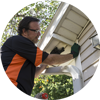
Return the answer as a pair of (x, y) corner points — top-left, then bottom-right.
(70, 43), (80, 58)
(35, 92), (43, 98)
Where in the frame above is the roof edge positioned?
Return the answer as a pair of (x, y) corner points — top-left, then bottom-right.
(37, 2), (69, 50)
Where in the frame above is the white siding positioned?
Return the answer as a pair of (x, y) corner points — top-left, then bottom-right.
(79, 22), (100, 86)
(83, 61), (99, 80)
(85, 73), (100, 91)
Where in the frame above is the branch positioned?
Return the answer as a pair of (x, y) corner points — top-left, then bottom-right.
(5, 0), (25, 17)
(37, 16), (52, 20)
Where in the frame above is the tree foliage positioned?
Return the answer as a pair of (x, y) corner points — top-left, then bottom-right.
(1, 0), (61, 46)
(31, 75), (73, 100)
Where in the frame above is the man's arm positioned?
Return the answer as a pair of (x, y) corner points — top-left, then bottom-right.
(42, 53), (73, 65)
(35, 43), (80, 78)
(35, 64), (48, 78)
(42, 43), (80, 65)
(35, 53), (73, 78)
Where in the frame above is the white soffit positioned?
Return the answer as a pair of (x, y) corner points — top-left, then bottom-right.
(37, 2), (70, 51)
(38, 2), (90, 66)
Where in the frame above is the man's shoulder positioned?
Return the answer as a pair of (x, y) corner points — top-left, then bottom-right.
(11, 35), (35, 46)
(12, 35), (25, 40)
(7, 35), (22, 40)
(12, 35), (32, 43)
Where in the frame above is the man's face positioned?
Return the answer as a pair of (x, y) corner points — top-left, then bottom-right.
(23, 21), (41, 43)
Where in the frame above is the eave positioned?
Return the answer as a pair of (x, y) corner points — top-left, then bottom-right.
(37, 2), (90, 67)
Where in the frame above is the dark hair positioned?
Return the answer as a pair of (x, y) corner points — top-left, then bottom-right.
(18, 16), (40, 35)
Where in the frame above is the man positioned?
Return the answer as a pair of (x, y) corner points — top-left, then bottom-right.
(1, 16), (80, 95)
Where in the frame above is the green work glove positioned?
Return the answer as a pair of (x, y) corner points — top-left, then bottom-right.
(70, 43), (80, 58)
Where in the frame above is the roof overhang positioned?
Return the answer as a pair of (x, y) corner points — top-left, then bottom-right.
(37, 2), (90, 67)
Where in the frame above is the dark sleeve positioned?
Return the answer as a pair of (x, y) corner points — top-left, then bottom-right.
(8, 36), (49, 66)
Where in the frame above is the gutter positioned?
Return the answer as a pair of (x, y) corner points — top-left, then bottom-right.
(77, 4), (100, 39)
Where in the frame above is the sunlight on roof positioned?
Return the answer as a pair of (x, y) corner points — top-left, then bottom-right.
(49, 26), (55, 35)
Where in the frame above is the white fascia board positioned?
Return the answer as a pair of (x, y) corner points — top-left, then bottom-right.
(41, 66), (71, 76)
(37, 2), (69, 50)
(52, 33), (74, 46)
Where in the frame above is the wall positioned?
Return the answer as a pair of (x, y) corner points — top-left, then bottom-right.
(78, 22), (100, 86)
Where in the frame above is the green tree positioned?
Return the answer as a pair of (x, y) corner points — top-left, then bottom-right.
(1, 0), (61, 46)
(31, 75), (74, 100)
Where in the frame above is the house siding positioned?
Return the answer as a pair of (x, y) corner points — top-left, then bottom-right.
(78, 22), (100, 86)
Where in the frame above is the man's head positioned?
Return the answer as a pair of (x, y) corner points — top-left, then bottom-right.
(18, 16), (41, 43)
